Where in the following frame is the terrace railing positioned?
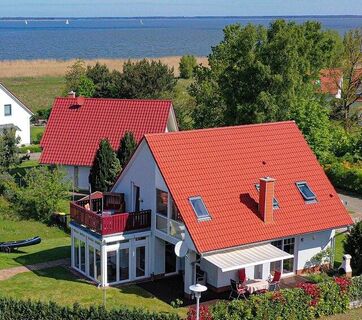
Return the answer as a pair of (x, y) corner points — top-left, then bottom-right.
(70, 201), (151, 235)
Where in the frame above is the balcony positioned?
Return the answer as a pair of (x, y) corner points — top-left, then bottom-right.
(70, 192), (151, 235)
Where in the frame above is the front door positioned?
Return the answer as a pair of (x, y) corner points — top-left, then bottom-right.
(134, 238), (148, 279)
(165, 241), (177, 274)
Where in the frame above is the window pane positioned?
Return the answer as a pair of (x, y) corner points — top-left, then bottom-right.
(74, 238), (80, 269)
(119, 248), (129, 281)
(283, 238), (295, 254)
(136, 246), (146, 277)
(171, 198), (182, 221)
(271, 240), (283, 250)
(95, 249), (101, 281)
(283, 258), (294, 273)
(80, 240), (86, 273)
(156, 189), (168, 216)
(189, 197), (210, 219)
(4, 104), (11, 116)
(89, 246), (95, 278)
(107, 251), (117, 283)
(270, 260), (282, 274)
(297, 182), (316, 200)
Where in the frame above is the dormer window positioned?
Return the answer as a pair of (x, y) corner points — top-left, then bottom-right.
(189, 196), (211, 221)
(255, 184), (280, 209)
(296, 182), (317, 203)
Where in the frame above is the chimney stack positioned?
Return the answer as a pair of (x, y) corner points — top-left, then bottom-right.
(68, 91), (76, 98)
(259, 177), (275, 223)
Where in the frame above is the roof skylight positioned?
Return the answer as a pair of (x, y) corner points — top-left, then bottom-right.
(189, 196), (211, 221)
(296, 182), (317, 202)
(255, 184), (280, 209)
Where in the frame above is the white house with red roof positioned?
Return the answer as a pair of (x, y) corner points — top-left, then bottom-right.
(40, 96), (178, 190)
(69, 121), (353, 297)
(0, 83), (33, 145)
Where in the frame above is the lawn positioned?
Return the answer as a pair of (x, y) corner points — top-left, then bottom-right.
(0, 76), (65, 112)
(334, 232), (346, 268)
(0, 217), (70, 270)
(323, 308), (362, 319)
(9, 159), (39, 180)
(31, 126), (45, 144)
(0, 266), (186, 316)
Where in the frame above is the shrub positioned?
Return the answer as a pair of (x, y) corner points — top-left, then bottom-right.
(117, 131), (137, 168)
(349, 275), (362, 301)
(187, 305), (212, 320)
(179, 55), (197, 79)
(18, 144), (42, 153)
(0, 297), (180, 320)
(344, 221), (362, 274)
(325, 162), (362, 194)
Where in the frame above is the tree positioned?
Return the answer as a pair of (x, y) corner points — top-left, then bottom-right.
(64, 59), (87, 95)
(0, 128), (20, 171)
(117, 131), (137, 168)
(179, 55), (197, 79)
(86, 62), (115, 98)
(113, 59), (177, 99)
(189, 20), (342, 160)
(89, 139), (121, 192)
(77, 75), (95, 97)
(331, 29), (362, 131)
(14, 167), (71, 223)
(344, 221), (362, 274)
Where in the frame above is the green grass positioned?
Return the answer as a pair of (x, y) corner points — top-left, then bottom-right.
(334, 232), (346, 268)
(0, 266), (186, 316)
(9, 159), (39, 179)
(323, 308), (362, 319)
(31, 126), (45, 144)
(0, 76), (65, 112)
(0, 217), (70, 270)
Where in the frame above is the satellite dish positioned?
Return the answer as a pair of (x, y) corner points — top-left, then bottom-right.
(174, 240), (188, 258)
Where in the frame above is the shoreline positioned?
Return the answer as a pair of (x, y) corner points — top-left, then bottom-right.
(0, 56), (208, 78)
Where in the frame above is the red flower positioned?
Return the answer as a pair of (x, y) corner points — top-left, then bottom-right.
(298, 283), (320, 306)
(271, 291), (286, 303)
(187, 305), (213, 320)
(334, 277), (351, 294)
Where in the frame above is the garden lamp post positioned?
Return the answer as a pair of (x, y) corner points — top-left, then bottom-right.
(189, 284), (207, 320)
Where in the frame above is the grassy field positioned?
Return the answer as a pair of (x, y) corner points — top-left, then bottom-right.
(323, 308), (362, 320)
(0, 266), (185, 316)
(0, 217), (70, 270)
(0, 76), (65, 112)
(31, 126), (45, 144)
(334, 232), (346, 268)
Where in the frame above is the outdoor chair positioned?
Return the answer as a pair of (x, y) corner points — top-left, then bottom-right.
(238, 268), (246, 285)
(229, 279), (248, 300)
(268, 271), (281, 291)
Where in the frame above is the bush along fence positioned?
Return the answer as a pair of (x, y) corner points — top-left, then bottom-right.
(0, 299), (180, 320)
(209, 276), (362, 320)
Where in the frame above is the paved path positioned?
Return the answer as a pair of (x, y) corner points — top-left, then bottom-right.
(0, 258), (70, 281)
(338, 191), (362, 222)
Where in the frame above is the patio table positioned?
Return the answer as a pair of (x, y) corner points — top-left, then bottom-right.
(245, 279), (269, 293)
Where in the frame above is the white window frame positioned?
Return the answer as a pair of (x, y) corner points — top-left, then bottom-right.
(4, 104), (11, 116)
(296, 181), (317, 202)
(189, 196), (211, 221)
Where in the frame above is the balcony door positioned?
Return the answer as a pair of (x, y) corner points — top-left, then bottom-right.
(132, 184), (141, 212)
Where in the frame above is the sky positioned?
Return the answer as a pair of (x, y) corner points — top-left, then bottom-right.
(1, 0), (362, 17)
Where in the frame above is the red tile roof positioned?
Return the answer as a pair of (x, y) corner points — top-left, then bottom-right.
(145, 121), (353, 253)
(40, 98), (172, 166)
(319, 69), (341, 96)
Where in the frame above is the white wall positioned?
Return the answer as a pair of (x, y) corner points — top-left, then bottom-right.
(296, 229), (335, 271)
(63, 165), (90, 191)
(0, 87), (32, 145)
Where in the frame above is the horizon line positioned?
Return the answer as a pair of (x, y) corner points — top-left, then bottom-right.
(1, 14), (362, 19)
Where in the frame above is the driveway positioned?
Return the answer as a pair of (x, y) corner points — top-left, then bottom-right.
(338, 190), (362, 222)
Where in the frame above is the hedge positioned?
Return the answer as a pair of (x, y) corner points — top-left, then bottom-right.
(19, 144), (42, 153)
(211, 277), (356, 320)
(0, 298), (180, 320)
(325, 162), (362, 194)
(349, 275), (362, 301)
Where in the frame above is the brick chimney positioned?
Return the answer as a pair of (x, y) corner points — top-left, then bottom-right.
(68, 91), (76, 98)
(259, 177), (275, 223)
(76, 96), (85, 106)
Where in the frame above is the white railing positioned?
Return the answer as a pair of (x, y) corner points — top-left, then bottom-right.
(156, 214), (184, 240)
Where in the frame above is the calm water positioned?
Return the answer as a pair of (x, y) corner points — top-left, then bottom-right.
(0, 16), (361, 60)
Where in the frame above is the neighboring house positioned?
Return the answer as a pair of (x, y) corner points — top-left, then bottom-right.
(0, 83), (33, 145)
(40, 97), (178, 190)
(69, 121), (353, 297)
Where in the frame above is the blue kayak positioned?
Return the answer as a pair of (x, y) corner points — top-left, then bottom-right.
(0, 236), (41, 253)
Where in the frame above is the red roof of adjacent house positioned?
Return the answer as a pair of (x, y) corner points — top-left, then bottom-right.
(145, 121), (353, 253)
(40, 98), (172, 166)
(319, 69), (342, 96)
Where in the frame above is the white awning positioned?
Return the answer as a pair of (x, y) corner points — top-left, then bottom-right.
(203, 243), (294, 272)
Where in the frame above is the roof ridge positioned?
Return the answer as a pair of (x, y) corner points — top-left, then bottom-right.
(55, 97), (173, 103)
(145, 120), (297, 138)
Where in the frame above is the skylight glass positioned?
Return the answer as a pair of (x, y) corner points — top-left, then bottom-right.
(189, 196), (211, 220)
(255, 184), (280, 209)
(296, 182), (317, 201)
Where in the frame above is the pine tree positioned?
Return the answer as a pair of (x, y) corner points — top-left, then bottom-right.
(117, 131), (137, 168)
(89, 139), (121, 192)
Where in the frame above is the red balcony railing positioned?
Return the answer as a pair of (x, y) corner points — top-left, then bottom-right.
(70, 193), (151, 235)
